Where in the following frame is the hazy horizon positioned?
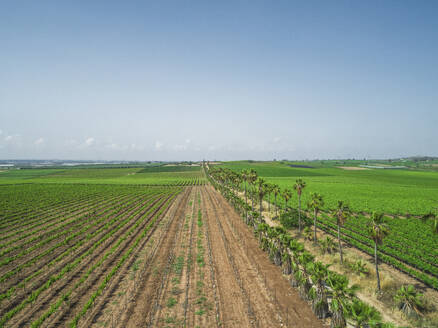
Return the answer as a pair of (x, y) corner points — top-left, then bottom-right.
(1, 1), (437, 161)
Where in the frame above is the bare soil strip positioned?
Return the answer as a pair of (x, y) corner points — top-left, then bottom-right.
(184, 190), (217, 328)
(151, 188), (197, 327)
(117, 187), (192, 327)
(202, 185), (323, 328)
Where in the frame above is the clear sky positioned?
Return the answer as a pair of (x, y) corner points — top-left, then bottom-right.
(1, 1), (437, 161)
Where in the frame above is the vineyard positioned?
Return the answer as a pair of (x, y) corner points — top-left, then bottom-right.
(0, 183), (183, 327)
(315, 212), (438, 290)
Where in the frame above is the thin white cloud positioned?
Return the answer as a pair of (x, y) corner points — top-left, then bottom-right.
(130, 143), (144, 151)
(173, 144), (187, 151)
(34, 137), (45, 145)
(105, 143), (128, 151)
(155, 141), (163, 150)
(0, 129), (3, 135)
(65, 139), (78, 146)
(5, 135), (13, 142)
(85, 137), (95, 147)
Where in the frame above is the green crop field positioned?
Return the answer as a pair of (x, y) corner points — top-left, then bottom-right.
(220, 161), (438, 215)
(207, 161), (438, 290)
(0, 181), (182, 327)
(0, 165), (206, 186)
(0, 163), (207, 327)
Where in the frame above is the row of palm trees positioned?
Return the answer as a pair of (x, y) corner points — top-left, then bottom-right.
(207, 168), (393, 327)
(209, 166), (396, 293)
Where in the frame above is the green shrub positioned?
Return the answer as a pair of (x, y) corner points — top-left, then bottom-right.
(279, 209), (311, 229)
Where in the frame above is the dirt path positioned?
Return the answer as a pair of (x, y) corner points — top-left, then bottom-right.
(203, 185), (323, 328)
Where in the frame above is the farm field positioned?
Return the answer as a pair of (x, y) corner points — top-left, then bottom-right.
(220, 161), (438, 215)
(217, 162), (438, 288)
(0, 167), (323, 327)
(0, 166), (206, 186)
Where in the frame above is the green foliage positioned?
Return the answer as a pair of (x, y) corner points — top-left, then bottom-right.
(303, 227), (313, 241)
(318, 236), (337, 255)
(347, 298), (382, 327)
(221, 160), (438, 215)
(0, 166), (206, 185)
(279, 209), (311, 229)
(394, 285), (425, 317)
(166, 297), (177, 308)
(348, 260), (370, 278)
(137, 165), (201, 173)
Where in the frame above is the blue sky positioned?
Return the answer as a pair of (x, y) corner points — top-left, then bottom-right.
(0, 1), (437, 161)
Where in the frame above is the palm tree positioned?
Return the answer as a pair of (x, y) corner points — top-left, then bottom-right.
(289, 239), (304, 287)
(308, 261), (330, 318)
(421, 210), (438, 234)
(248, 169), (258, 211)
(303, 226), (313, 241)
(308, 193), (324, 243)
(394, 285), (425, 317)
(293, 178), (306, 233)
(367, 212), (390, 292)
(241, 169), (250, 205)
(232, 173), (242, 195)
(296, 251), (314, 300)
(331, 200), (350, 264)
(241, 169), (250, 222)
(272, 185), (281, 218)
(281, 188), (292, 212)
(256, 222), (270, 244)
(319, 236), (337, 255)
(274, 226), (286, 265)
(265, 183), (274, 213)
(280, 234), (293, 274)
(348, 299), (382, 328)
(257, 178), (267, 219)
(327, 272), (358, 328)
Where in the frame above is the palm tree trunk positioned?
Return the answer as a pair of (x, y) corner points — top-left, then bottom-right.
(313, 209), (317, 243)
(298, 196), (302, 233)
(337, 223), (343, 264)
(268, 194), (271, 213)
(259, 196), (263, 219)
(375, 242), (381, 291)
(244, 182), (248, 223)
(331, 308), (346, 328)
